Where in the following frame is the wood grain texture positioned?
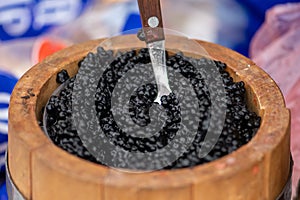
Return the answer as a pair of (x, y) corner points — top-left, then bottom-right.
(137, 0), (164, 43)
(8, 35), (290, 200)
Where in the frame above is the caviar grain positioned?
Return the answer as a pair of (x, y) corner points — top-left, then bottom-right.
(44, 48), (261, 170)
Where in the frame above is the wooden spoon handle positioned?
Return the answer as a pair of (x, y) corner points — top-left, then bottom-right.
(137, 0), (165, 43)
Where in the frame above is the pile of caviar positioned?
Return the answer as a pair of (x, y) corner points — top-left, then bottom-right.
(44, 47), (261, 170)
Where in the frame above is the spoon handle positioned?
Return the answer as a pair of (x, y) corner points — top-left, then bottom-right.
(137, 0), (165, 43)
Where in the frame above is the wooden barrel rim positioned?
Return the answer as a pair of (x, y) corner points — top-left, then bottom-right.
(8, 35), (290, 199)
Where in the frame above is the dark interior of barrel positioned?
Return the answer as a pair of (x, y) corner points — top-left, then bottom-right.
(35, 47), (262, 170)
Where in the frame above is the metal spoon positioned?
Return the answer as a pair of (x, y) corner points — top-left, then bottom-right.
(137, 0), (172, 104)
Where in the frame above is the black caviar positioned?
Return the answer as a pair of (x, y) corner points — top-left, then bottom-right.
(44, 47), (261, 170)
(56, 69), (70, 84)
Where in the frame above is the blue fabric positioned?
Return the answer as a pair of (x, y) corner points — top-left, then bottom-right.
(0, 71), (17, 198)
(234, 0), (300, 56)
(122, 13), (142, 34)
(0, 182), (7, 200)
(0, 0), (92, 41)
(0, 70), (18, 170)
(0, 71), (17, 94)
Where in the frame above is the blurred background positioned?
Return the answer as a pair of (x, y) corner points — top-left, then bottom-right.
(0, 0), (300, 199)
(0, 0), (299, 77)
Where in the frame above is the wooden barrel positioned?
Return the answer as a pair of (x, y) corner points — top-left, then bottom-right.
(8, 35), (291, 200)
